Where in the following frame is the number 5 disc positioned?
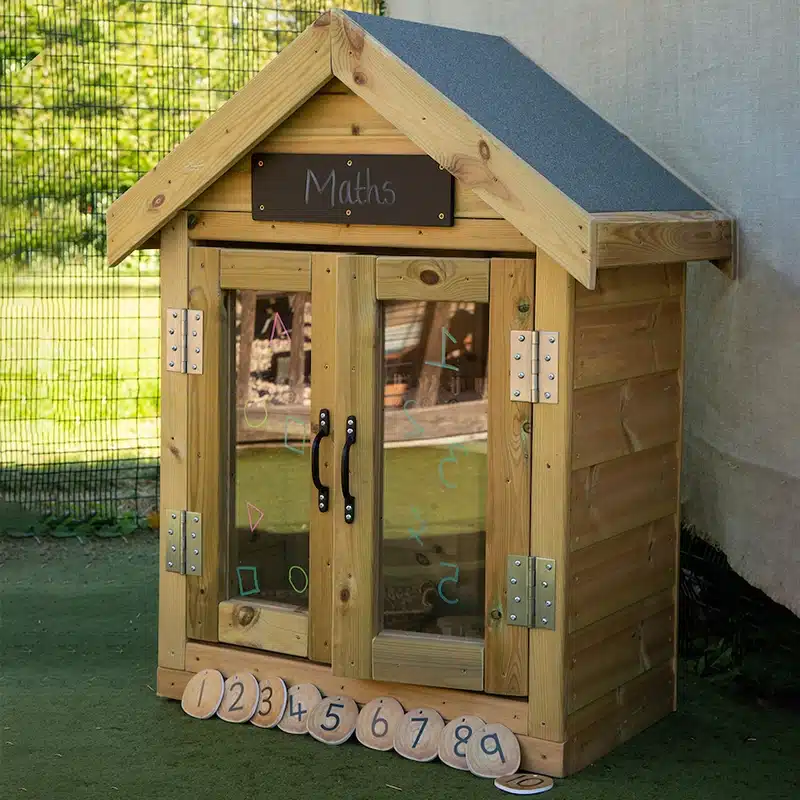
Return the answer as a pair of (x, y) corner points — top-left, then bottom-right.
(393, 707), (445, 762)
(250, 676), (287, 729)
(356, 697), (405, 751)
(308, 695), (359, 745)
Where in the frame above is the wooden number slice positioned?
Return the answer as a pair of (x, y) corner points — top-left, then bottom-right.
(466, 722), (521, 779)
(250, 677), (287, 729)
(307, 695), (359, 745)
(277, 683), (322, 735)
(393, 707), (445, 762)
(356, 697), (405, 751)
(438, 715), (485, 770)
(494, 773), (554, 795)
(181, 669), (225, 719)
(217, 672), (260, 723)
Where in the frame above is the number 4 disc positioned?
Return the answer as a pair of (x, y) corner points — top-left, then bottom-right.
(307, 695), (359, 745)
(277, 683), (321, 735)
(356, 697), (405, 751)
(250, 677), (287, 729)
(181, 669), (225, 719)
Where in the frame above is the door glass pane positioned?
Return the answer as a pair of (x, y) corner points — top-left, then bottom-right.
(230, 290), (311, 607)
(381, 300), (489, 637)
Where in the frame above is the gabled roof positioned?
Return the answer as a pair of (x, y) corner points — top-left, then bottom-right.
(107, 8), (733, 288)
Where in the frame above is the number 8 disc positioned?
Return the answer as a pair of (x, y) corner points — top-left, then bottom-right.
(250, 676), (287, 729)
(438, 715), (485, 770)
(355, 697), (405, 751)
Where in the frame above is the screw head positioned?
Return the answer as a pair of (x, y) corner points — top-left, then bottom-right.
(513, 390), (521, 397)
(195, 347), (200, 354)
(346, 505), (353, 512)
(518, 335), (525, 342)
(347, 159), (353, 166)
(514, 560), (521, 567)
(259, 204), (265, 211)
(321, 410), (327, 417)
(546, 600), (552, 607)
(168, 361), (175, 368)
(514, 353), (521, 360)
(544, 354), (551, 362)
(544, 392), (551, 399)
(190, 565), (196, 572)
(347, 428), (353, 435)
(345, 209), (352, 216)
(168, 328), (174, 335)
(167, 561), (174, 568)
(195, 313), (200, 321)
(541, 617), (548, 625)
(514, 596), (521, 603)
(172, 311), (178, 318)
(171, 544), (176, 552)
(548, 336), (555, 344)
(518, 372), (525, 379)
(319, 502), (325, 510)
(542, 581), (548, 588)
(510, 577), (517, 585)
(191, 364), (197, 370)
(171, 345), (177, 351)
(192, 330), (197, 337)
(171, 513), (177, 520)
(257, 160), (263, 167)
(438, 212), (445, 220)
(191, 532), (196, 539)
(193, 549), (199, 555)
(548, 373), (555, 380)
(345, 514), (353, 522)
(510, 614), (517, 622)
(168, 529), (174, 535)
(546, 563), (553, 571)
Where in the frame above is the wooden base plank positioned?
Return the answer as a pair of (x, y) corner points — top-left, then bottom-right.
(218, 599), (308, 657)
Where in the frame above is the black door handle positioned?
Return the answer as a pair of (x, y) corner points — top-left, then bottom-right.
(341, 415), (356, 524)
(311, 409), (331, 512)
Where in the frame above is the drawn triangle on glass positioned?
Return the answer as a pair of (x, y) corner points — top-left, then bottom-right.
(246, 502), (264, 532)
(268, 312), (291, 345)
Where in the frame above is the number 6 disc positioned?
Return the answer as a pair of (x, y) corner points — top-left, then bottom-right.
(250, 676), (287, 729)
(356, 697), (405, 751)
(307, 695), (359, 745)
(393, 707), (445, 762)
(466, 722), (520, 778)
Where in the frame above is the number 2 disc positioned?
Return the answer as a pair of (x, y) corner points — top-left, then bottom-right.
(181, 669), (225, 719)
(356, 697), (405, 751)
(217, 673), (260, 723)
(307, 695), (359, 745)
(393, 707), (445, 762)
(438, 715), (485, 770)
(466, 722), (521, 778)
(494, 773), (554, 795)
(250, 676), (287, 729)
(277, 683), (321, 735)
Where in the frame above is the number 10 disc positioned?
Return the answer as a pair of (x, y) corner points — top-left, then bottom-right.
(355, 697), (405, 751)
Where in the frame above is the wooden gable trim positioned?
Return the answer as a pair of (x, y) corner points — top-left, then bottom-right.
(106, 12), (333, 267)
(330, 9), (595, 287)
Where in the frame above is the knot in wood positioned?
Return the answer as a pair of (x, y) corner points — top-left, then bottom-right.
(478, 140), (491, 161)
(237, 606), (256, 627)
(151, 193), (166, 209)
(353, 69), (367, 86)
(339, 587), (351, 603)
(313, 10), (331, 27)
(419, 269), (440, 285)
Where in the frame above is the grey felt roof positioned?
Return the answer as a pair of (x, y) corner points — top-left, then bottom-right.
(345, 11), (712, 213)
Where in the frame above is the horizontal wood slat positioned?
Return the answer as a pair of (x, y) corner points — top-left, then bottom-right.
(573, 298), (682, 389)
(570, 444), (679, 551)
(218, 599), (308, 658)
(219, 249), (311, 290)
(377, 256), (490, 301)
(188, 211), (535, 252)
(575, 263), (683, 308)
(569, 516), (676, 632)
(371, 631), (484, 691)
(572, 371), (680, 469)
(568, 592), (674, 713)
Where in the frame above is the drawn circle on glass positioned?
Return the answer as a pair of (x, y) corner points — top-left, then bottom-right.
(438, 715), (485, 770)
(250, 676), (287, 729)
(393, 707), (445, 762)
(288, 565), (309, 594)
(277, 683), (322, 735)
(307, 695), (359, 745)
(217, 672), (260, 723)
(181, 669), (225, 719)
(494, 773), (554, 795)
(465, 722), (521, 779)
(355, 696), (405, 751)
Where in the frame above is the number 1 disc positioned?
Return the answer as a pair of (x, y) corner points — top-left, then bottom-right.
(355, 697), (405, 751)
(250, 676), (287, 729)
(181, 669), (225, 719)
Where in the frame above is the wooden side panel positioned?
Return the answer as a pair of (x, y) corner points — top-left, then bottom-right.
(372, 631), (484, 692)
(528, 251), (574, 739)
(376, 256), (490, 302)
(331, 255), (381, 678)
(575, 262), (682, 307)
(308, 252), (338, 664)
(485, 257), (534, 696)
(218, 599), (307, 658)
(187, 248), (224, 641)
(158, 214), (190, 670)
(219, 249), (311, 291)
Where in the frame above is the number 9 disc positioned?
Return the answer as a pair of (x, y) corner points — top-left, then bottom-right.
(466, 722), (520, 778)
(250, 676), (287, 729)
(355, 697), (405, 751)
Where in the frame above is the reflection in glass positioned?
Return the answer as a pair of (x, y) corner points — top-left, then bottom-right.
(230, 290), (311, 607)
(381, 300), (489, 637)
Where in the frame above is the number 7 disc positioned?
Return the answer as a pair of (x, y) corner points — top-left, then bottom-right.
(250, 676), (287, 729)
(355, 697), (405, 751)
(393, 707), (445, 762)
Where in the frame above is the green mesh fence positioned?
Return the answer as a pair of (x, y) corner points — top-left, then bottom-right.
(0, 1), (382, 537)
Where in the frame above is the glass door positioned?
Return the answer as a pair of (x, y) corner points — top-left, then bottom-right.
(219, 249), (337, 664)
(330, 254), (535, 696)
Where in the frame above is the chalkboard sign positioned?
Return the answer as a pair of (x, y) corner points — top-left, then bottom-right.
(251, 154), (454, 227)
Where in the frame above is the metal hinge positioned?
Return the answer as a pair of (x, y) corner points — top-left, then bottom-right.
(506, 555), (556, 629)
(165, 509), (203, 575)
(509, 331), (558, 404)
(166, 308), (204, 374)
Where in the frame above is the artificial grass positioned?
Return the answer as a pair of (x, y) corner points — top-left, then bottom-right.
(2, 535), (798, 800)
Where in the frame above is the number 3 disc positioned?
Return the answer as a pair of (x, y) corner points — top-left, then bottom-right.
(393, 707), (445, 762)
(250, 676), (287, 729)
(307, 695), (359, 745)
(181, 669), (225, 719)
(277, 683), (322, 735)
(355, 697), (405, 751)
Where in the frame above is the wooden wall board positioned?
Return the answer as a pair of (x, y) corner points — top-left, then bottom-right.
(218, 599), (308, 657)
(107, 14), (332, 266)
(187, 211), (534, 253)
(187, 248), (224, 641)
(331, 255), (381, 678)
(376, 256), (490, 302)
(528, 251), (575, 740)
(575, 262), (682, 308)
(158, 214), (190, 670)
(371, 631), (484, 692)
(569, 516), (676, 633)
(485, 257), (534, 696)
(219, 248), (311, 291)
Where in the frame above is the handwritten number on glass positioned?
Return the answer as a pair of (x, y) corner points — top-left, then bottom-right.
(402, 399), (425, 439)
(437, 443), (466, 489)
(408, 506), (426, 546)
(424, 327), (459, 371)
(437, 562), (460, 605)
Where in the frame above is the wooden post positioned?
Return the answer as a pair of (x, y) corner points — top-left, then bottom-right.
(416, 303), (454, 406)
(288, 291), (308, 401)
(236, 290), (256, 413)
